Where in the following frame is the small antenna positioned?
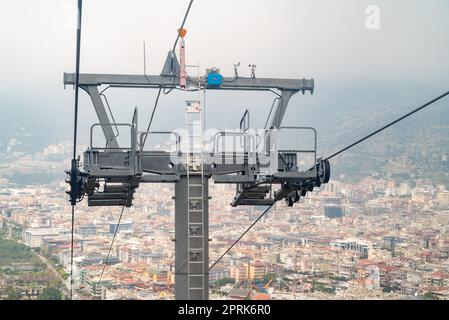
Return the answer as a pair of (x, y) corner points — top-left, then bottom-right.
(143, 41), (148, 77)
(233, 62), (241, 78)
(249, 64), (257, 78)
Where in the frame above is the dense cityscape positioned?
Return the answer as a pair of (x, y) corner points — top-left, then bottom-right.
(1, 141), (449, 300)
(1, 0), (448, 311)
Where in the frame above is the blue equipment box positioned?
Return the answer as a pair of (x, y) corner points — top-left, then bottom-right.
(207, 73), (222, 86)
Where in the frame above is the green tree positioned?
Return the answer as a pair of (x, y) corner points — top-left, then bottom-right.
(0, 239), (34, 265)
(213, 277), (235, 287)
(263, 273), (276, 283)
(5, 287), (22, 300)
(58, 268), (68, 279)
(423, 292), (438, 300)
(38, 287), (63, 300)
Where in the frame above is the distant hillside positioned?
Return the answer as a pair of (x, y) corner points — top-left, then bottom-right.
(303, 90), (449, 183)
(1, 83), (448, 185)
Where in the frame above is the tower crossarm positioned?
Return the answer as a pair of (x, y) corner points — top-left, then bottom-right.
(63, 73), (314, 93)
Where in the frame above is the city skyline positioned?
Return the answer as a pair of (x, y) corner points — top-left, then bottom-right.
(1, 0), (449, 302)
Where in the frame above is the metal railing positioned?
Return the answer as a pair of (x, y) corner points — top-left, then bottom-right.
(87, 122), (138, 174)
(138, 131), (181, 154)
(212, 131), (258, 165)
(278, 126), (317, 174)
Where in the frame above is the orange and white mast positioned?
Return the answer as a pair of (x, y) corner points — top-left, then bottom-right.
(178, 28), (187, 89)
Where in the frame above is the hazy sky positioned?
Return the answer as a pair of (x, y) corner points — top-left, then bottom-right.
(1, 0), (449, 85)
(1, 0), (448, 139)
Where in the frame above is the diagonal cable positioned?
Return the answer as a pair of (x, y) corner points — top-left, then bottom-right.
(324, 90), (449, 161)
(69, 0), (83, 301)
(142, 0), (195, 145)
(172, 0), (194, 53)
(209, 204), (275, 270)
(98, 206), (125, 286)
(142, 86), (162, 147)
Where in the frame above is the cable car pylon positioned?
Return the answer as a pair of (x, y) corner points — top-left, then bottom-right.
(59, 1), (449, 301)
(66, 0), (83, 301)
